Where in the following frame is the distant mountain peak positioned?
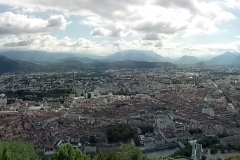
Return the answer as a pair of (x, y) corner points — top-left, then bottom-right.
(176, 55), (201, 64)
(208, 51), (240, 65)
(107, 50), (172, 62)
(222, 51), (235, 56)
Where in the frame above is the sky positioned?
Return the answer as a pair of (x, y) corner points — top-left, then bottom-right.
(0, 0), (240, 58)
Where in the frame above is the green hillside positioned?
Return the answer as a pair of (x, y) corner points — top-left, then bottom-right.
(0, 55), (176, 74)
(0, 141), (173, 160)
(0, 55), (40, 74)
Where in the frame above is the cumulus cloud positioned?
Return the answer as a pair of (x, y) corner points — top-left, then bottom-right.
(154, 41), (163, 48)
(0, 0), (236, 38)
(91, 26), (126, 37)
(0, 12), (69, 35)
(0, 34), (239, 58)
(143, 33), (160, 40)
(0, 0), (145, 20)
(91, 28), (109, 37)
(0, 0), (238, 58)
(3, 40), (32, 47)
(47, 15), (69, 30)
(134, 21), (187, 34)
(152, 0), (198, 14)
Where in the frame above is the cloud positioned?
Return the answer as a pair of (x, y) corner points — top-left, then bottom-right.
(134, 21), (187, 34)
(0, 0), (145, 20)
(47, 15), (69, 30)
(91, 28), (109, 37)
(154, 41), (163, 48)
(0, 0), (236, 39)
(0, 12), (70, 35)
(3, 40), (32, 47)
(143, 33), (160, 40)
(0, 34), (239, 58)
(152, 0), (198, 14)
(91, 26), (126, 37)
(0, 0), (238, 58)
(220, 0), (240, 9)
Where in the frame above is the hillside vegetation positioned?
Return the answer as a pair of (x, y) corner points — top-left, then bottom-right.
(0, 55), (176, 74)
(0, 141), (174, 160)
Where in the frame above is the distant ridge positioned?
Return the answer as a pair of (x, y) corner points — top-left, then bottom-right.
(233, 55), (240, 65)
(2, 50), (240, 66)
(107, 50), (157, 62)
(0, 55), (39, 74)
(176, 55), (201, 64)
(208, 51), (239, 65)
(0, 50), (104, 62)
(107, 50), (171, 62)
(0, 55), (176, 74)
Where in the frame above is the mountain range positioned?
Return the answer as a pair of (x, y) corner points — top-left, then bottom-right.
(0, 50), (240, 66)
(0, 55), (176, 74)
(107, 50), (172, 62)
(0, 50), (104, 62)
(176, 56), (202, 64)
(207, 51), (240, 65)
(0, 55), (40, 74)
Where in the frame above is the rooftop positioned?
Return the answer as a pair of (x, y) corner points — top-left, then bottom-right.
(0, 93), (6, 98)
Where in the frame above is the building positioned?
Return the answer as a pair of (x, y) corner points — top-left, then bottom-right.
(214, 125), (224, 135)
(65, 114), (81, 120)
(160, 130), (177, 143)
(154, 134), (165, 145)
(0, 94), (7, 106)
(155, 115), (175, 130)
(195, 144), (202, 160)
(220, 134), (240, 147)
(190, 141), (202, 160)
(202, 107), (214, 117)
(84, 144), (96, 154)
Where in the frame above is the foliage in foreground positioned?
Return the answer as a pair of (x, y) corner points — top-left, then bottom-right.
(230, 157), (240, 160)
(52, 144), (174, 160)
(0, 141), (174, 160)
(0, 141), (40, 160)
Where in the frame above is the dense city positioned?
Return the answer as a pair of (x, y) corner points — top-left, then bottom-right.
(1, 66), (240, 159)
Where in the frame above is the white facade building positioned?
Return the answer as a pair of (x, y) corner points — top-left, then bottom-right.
(155, 115), (175, 130)
(195, 144), (203, 160)
(202, 108), (214, 117)
(0, 94), (7, 106)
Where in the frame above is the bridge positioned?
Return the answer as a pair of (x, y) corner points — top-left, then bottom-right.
(177, 142), (185, 149)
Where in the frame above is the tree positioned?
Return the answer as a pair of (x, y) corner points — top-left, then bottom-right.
(93, 152), (108, 160)
(171, 143), (192, 158)
(0, 141), (39, 160)
(210, 148), (218, 154)
(0, 141), (176, 160)
(106, 124), (133, 143)
(2, 148), (12, 160)
(52, 143), (90, 160)
(138, 125), (154, 134)
(211, 136), (219, 144)
(120, 144), (143, 160)
(202, 155), (207, 160)
(231, 156), (240, 160)
(197, 137), (219, 148)
(221, 148), (225, 154)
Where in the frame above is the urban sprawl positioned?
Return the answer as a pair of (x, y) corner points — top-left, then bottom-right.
(1, 66), (240, 159)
